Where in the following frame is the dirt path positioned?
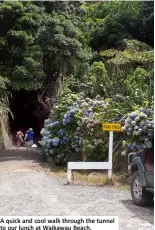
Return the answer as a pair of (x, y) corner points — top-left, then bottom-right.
(0, 148), (153, 230)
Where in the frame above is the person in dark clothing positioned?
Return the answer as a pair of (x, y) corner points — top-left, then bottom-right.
(25, 128), (34, 151)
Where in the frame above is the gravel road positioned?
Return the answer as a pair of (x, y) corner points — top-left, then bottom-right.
(0, 148), (153, 230)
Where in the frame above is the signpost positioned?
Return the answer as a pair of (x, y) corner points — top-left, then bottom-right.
(102, 123), (121, 132)
(67, 122), (122, 183)
(102, 123), (122, 178)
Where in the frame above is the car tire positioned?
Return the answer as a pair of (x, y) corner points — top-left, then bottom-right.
(131, 171), (154, 206)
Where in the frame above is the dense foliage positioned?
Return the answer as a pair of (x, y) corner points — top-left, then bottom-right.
(0, 1), (45, 90)
(84, 1), (154, 49)
(0, 1), (154, 171)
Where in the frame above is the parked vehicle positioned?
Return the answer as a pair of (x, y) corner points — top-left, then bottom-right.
(128, 143), (154, 206)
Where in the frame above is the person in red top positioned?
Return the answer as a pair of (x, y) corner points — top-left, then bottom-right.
(16, 129), (24, 148)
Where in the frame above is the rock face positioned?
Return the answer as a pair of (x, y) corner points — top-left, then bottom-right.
(0, 117), (12, 149)
(0, 129), (4, 149)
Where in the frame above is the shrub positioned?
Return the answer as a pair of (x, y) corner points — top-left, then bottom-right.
(121, 107), (154, 156)
(40, 94), (109, 165)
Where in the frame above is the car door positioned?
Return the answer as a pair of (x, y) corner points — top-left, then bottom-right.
(144, 148), (154, 188)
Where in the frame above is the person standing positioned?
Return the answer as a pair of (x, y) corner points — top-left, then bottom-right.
(16, 130), (24, 148)
(25, 128), (34, 151)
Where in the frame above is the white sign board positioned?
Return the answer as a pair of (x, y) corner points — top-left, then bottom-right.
(67, 131), (114, 183)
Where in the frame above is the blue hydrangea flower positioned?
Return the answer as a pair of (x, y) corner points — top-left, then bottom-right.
(45, 119), (50, 123)
(54, 121), (60, 125)
(47, 143), (50, 148)
(47, 139), (52, 143)
(70, 108), (76, 114)
(75, 148), (80, 152)
(139, 108), (145, 112)
(51, 137), (60, 146)
(58, 129), (65, 136)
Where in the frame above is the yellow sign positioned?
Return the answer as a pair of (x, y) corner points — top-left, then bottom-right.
(102, 123), (122, 131)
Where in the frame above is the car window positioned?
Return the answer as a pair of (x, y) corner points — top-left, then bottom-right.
(145, 148), (154, 172)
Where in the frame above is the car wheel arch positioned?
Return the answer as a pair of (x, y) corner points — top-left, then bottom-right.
(131, 164), (139, 174)
(131, 162), (146, 187)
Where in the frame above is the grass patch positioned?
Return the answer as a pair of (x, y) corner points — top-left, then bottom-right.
(40, 162), (130, 190)
(71, 171), (130, 189)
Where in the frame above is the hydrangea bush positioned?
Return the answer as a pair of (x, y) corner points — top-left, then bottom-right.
(40, 79), (154, 167)
(121, 107), (154, 156)
(40, 94), (109, 165)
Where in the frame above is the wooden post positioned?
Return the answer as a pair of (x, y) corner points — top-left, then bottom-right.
(67, 168), (72, 183)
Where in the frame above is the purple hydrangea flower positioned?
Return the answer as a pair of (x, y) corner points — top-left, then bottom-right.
(54, 121), (60, 125)
(60, 139), (64, 145)
(51, 137), (60, 146)
(139, 108), (145, 112)
(45, 119), (50, 123)
(85, 111), (89, 116)
(58, 129), (65, 136)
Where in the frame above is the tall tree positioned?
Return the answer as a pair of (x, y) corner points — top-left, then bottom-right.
(138, 1), (154, 46)
(37, 8), (92, 110)
(0, 1), (45, 90)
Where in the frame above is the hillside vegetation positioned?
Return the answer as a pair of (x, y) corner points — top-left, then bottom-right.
(0, 1), (153, 171)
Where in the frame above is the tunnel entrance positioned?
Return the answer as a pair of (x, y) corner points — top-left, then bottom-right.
(9, 90), (47, 146)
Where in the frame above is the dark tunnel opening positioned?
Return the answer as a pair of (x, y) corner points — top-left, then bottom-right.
(9, 90), (48, 146)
